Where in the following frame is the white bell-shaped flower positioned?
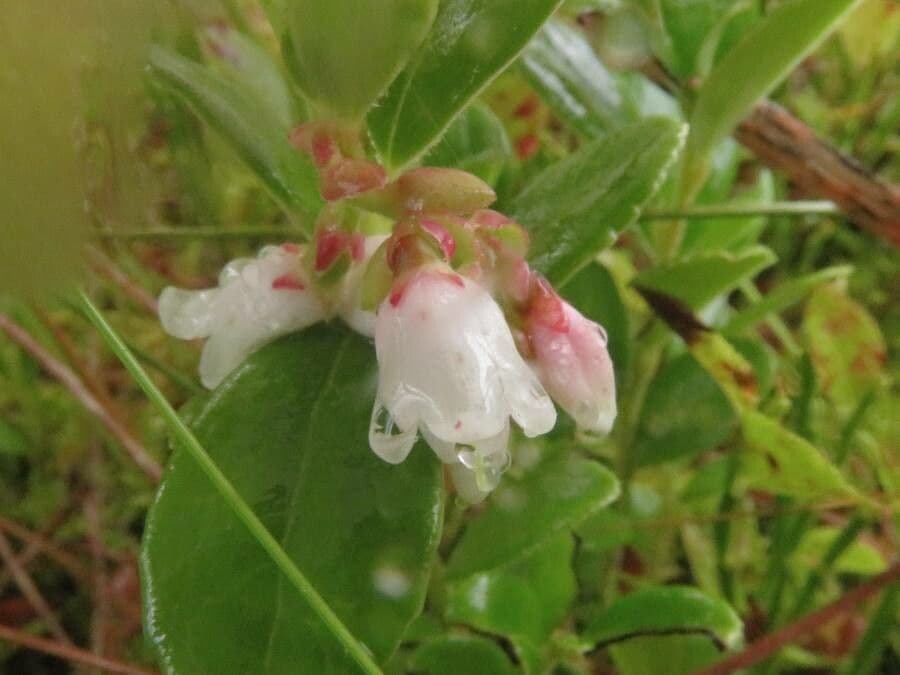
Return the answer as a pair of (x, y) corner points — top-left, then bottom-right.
(369, 265), (557, 502)
(528, 289), (616, 434)
(158, 244), (327, 389)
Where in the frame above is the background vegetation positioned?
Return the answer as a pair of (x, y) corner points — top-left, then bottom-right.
(0, 1), (897, 673)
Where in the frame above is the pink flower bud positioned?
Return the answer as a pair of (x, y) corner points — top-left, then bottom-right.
(526, 279), (617, 434)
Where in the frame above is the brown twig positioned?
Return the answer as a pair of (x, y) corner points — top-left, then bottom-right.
(0, 312), (162, 482)
(694, 562), (900, 675)
(735, 101), (900, 246)
(0, 530), (71, 644)
(639, 61), (900, 246)
(84, 443), (112, 662)
(0, 515), (87, 591)
(32, 306), (129, 420)
(0, 623), (158, 675)
(86, 245), (159, 315)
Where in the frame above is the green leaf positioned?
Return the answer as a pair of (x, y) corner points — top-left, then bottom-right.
(142, 327), (444, 674)
(636, 288), (759, 409)
(659, 0), (746, 79)
(409, 635), (519, 675)
(791, 527), (886, 576)
(724, 266), (852, 335)
(634, 353), (736, 467)
(634, 245), (776, 310)
(683, 0), (863, 194)
(682, 168), (775, 254)
(562, 262), (631, 384)
(446, 455), (620, 579)
(446, 533), (575, 644)
(608, 635), (729, 675)
(200, 25), (302, 129)
(520, 20), (626, 137)
(148, 47), (322, 228)
(739, 408), (866, 504)
(258, 0), (288, 35)
(424, 102), (512, 186)
(583, 585), (743, 651)
(285, 1), (438, 117)
(368, 0), (562, 171)
(513, 117), (685, 286)
(802, 283), (887, 415)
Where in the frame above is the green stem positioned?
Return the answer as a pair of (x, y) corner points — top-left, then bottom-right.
(642, 200), (838, 220)
(738, 280), (801, 356)
(787, 516), (866, 620)
(94, 226), (307, 241)
(91, 201), (841, 242)
(78, 291), (383, 675)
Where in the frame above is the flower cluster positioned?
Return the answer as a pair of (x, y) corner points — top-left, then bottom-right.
(159, 123), (616, 502)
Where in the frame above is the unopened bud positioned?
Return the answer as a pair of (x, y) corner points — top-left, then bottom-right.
(396, 168), (496, 215)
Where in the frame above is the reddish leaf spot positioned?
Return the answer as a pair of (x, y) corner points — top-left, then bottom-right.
(516, 133), (540, 160)
(514, 95), (539, 119)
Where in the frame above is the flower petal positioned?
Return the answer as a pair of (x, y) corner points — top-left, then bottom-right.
(158, 287), (219, 340)
(368, 400), (418, 464)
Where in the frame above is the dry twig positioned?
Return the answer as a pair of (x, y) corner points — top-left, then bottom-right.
(0, 530), (71, 644)
(694, 562), (900, 675)
(0, 312), (162, 482)
(0, 622), (157, 675)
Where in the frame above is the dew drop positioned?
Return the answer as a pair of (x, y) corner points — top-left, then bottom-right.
(372, 565), (412, 599)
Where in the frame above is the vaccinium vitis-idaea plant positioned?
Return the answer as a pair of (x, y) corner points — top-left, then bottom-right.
(159, 121), (617, 501)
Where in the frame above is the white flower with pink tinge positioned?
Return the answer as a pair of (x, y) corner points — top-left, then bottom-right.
(158, 244), (326, 389)
(526, 279), (617, 434)
(369, 265), (557, 502)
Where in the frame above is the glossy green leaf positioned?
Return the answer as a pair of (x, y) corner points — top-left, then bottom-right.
(802, 284), (887, 414)
(446, 455), (620, 579)
(634, 353), (736, 467)
(724, 266), (852, 335)
(424, 102), (512, 186)
(148, 47), (322, 227)
(684, 0), (863, 194)
(513, 117), (685, 286)
(520, 20), (626, 137)
(583, 585), (743, 651)
(562, 262), (630, 383)
(446, 533), (575, 644)
(739, 408), (866, 504)
(285, 1), (438, 117)
(142, 326), (443, 674)
(608, 634), (728, 675)
(634, 245), (776, 310)
(659, 0), (744, 79)
(200, 25), (301, 129)
(368, 0), (562, 170)
(409, 635), (519, 675)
